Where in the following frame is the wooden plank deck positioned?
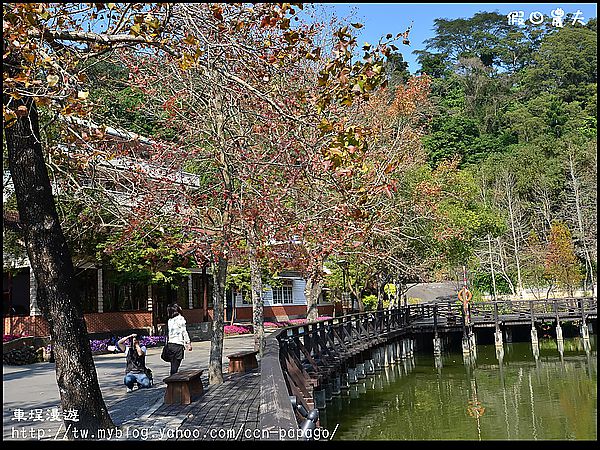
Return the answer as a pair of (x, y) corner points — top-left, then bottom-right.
(149, 369), (261, 440)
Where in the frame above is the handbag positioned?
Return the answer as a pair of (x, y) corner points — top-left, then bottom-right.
(160, 327), (170, 362)
(160, 344), (169, 362)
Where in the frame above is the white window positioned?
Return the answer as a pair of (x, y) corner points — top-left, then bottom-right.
(272, 280), (293, 304)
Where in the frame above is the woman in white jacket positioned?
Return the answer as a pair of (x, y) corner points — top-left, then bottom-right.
(165, 303), (192, 374)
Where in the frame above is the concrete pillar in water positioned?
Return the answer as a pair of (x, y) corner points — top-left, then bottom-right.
(495, 343), (504, 362)
(349, 383), (359, 399)
(340, 372), (350, 390)
(581, 324), (591, 352)
(375, 373), (384, 390)
(531, 327), (539, 359)
(313, 389), (326, 409)
(433, 334), (442, 357)
(388, 365), (397, 384)
(366, 376), (374, 391)
(372, 348), (380, 371)
(403, 358), (409, 375)
(469, 331), (477, 354)
(388, 343), (396, 364)
(365, 358), (375, 375)
(462, 334), (471, 357)
(332, 375), (341, 395)
(556, 323), (564, 356)
(494, 328), (503, 349)
(382, 366), (391, 386)
(383, 345), (390, 367)
(409, 339), (415, 357)
(324, 382), (333, 401)
(356, 361), (366, 379)
(348, 366), (358, 384)
(396, 340), (403, 360)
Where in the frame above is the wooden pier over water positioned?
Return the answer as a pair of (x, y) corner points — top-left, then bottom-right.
(135, 297), (596, 440)
(263, 297), (597, 430)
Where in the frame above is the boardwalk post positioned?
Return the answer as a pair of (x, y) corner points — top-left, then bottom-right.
(348, 364), (358, 384)
(332, 374), (341, 396)
(365, 355), (375, 375)
(468, 329), (477, 360)
(579, 298), (591, 352)
(340, 366), (350, 391)
(554, 299), (564, 356)
(324, 381), (333, 401)
(398, 340), (405, 361)
(373, 347), (381, 370)
(356, 358), (366, 379)
(529, 300), (539, 359)
(433, 304), (442, 357)
(494, 302), (503, 350)
(460, 298), (472, 358)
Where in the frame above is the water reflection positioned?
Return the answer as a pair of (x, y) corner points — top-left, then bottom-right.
(324, 336), (597, 440)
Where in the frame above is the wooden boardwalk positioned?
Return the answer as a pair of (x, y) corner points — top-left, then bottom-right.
(147, 369), (261, 440)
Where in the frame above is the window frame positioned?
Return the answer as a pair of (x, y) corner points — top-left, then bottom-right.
(271, 279), (294, 305)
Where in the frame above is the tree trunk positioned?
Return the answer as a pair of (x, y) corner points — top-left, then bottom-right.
(247, 227), (264, 355)
(208, 82), (229, 385)
(209, 254), (227, 385)
(504, 174), (524, 297)
(304, 255), (324, 322)
(304, 275), (322, 322)
(4, 95), (114, 438)
(496, 237), (516, 296)
(376, 273), (384, 310)
(350, 272), (369, 313)
(568, 152), (595, 290)
(487, 234), (498, 300)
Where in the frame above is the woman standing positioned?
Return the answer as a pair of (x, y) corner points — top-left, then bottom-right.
(164, 303), (192, 374)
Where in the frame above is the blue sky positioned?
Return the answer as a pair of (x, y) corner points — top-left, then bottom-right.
(320, 3), (597, 73)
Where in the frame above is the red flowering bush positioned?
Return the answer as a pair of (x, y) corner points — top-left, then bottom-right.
(224, 324), (252, 335)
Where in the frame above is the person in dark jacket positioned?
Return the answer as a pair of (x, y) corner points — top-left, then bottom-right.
(118, 333), (151, 392)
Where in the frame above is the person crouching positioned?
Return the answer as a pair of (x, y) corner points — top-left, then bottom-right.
(117, 333), (151, 392)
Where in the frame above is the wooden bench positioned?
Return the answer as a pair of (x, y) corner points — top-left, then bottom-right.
(163, 369), (204, 405)
(227, 350), (259, 373)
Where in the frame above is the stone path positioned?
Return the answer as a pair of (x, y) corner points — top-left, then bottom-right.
(3, 333), (263, 441)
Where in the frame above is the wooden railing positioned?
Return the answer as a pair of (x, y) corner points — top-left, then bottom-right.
(261, 297), (597, 427)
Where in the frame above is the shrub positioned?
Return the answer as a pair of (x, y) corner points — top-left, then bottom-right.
(362, 295), (378, 311)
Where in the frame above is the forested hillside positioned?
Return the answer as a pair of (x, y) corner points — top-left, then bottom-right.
(410, 13), (597, 298)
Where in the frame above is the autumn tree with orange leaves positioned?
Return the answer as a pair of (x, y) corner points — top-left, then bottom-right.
(544, 221), (583, 296)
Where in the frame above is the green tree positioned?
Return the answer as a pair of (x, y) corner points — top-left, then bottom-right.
(519, 25), (597, 105)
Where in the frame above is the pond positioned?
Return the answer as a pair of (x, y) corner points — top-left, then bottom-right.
(321, 335), (597, 440)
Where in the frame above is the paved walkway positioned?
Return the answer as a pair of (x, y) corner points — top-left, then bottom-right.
(3, 333), (260, 441)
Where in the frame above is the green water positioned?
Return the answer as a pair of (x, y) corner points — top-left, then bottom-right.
(321, 336), (597, 440)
